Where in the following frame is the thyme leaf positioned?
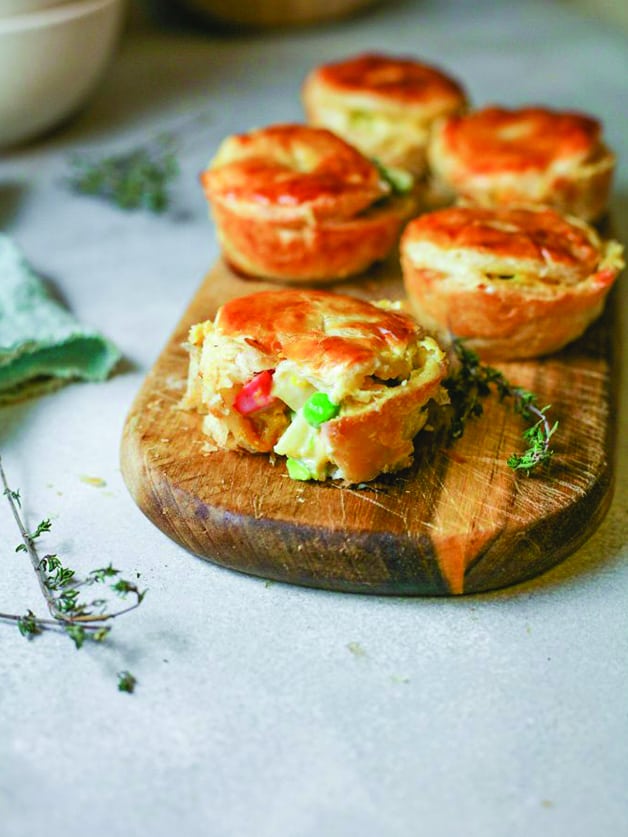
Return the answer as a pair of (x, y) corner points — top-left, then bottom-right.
(3, 488), (21, 507)
(65, 624), (87, 649)
(88, 564), (120, 583)
(17, 610), (42, 639)
(117, 671), (137, 693)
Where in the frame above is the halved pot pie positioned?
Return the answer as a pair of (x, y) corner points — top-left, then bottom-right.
(302, 52), (467, 179)
(200, 123), (414, 283)
(401, 204), (624, 360)
(428, 106), (615, 222)
(182, 289), (447, 483)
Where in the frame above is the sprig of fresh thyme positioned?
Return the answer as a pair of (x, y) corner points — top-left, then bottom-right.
(67, 135), (179, 213)
(444, 340), (558, 474)
(0, 456), (145, 692)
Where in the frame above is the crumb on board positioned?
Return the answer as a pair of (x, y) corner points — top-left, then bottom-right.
(391, 675), (410, 684)
(79, 475), (107, 488)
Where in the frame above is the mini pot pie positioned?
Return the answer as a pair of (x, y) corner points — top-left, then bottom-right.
(302, 52), (468, 179)
(200, 124), (414, 283)
(183, 289), (447, 483)
(427, 106), (615, 222)
(401, 205), (624, 360)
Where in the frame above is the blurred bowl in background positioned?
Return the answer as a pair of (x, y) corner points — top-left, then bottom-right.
(0, 0), (74, 17)
(176, 0), (379, 27)
(0, 0), (125, 149)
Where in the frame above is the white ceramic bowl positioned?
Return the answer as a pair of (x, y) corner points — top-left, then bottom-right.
(0, 0), (74, 17)
(0, 0), (125, 148)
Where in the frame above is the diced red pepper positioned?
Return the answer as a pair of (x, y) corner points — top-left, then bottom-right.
(234, 370), (276, 415)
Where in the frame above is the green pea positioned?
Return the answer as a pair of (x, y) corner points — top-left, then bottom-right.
(303, 392), (340, 427)
(286, 458), (312, 481)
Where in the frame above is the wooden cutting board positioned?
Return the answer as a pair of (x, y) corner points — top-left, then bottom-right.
(120, 255), (619, 595)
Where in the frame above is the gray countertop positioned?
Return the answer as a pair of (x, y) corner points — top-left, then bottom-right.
(1, 1), (626, 835)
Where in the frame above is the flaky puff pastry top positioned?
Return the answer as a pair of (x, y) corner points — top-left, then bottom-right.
(202, 123), (388, 227)
(200, 123), (414, 282)
(303, 53), (466, 118)
(302, 53), (467, 176)
(428, 106), (614, 221)
(189, 289), (435, 405)
(401, 205), (624, 359)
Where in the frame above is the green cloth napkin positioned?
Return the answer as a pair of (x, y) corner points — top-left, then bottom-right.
(0, 234), (121, 404)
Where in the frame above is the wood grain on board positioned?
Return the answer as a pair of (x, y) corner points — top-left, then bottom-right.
(120, 255), (619, 595)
